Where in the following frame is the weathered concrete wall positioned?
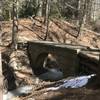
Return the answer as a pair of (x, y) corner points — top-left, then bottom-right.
(27, 41), (79, 77)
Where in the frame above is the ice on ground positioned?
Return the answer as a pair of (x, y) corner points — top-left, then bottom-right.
(47, 74), (96, 91)
(3, 85), (33, 100)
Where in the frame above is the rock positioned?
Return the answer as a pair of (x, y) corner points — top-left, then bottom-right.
(3, 85), (33, 100)
(39, 68), (63, 81)
(2, 60), (17, 91)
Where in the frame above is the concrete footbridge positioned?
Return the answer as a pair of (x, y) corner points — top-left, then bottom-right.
(18, 40), (100, 77)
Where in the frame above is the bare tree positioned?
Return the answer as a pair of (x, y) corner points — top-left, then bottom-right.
(12, 0), (18, 50)
(36, 0), (43, 17)
(0, 0), (3, 99)
(44, 0), (50, 40)
(77, 0), (87, 38)
(92, 0), (100, 21)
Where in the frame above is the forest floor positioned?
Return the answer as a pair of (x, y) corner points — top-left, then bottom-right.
(2, 17), (100, 48)
(2, 17), (100, 100)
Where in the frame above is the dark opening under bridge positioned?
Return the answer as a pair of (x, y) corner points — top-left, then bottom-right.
(19, 40), (100, 77)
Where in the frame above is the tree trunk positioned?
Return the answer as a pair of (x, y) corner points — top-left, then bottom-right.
(0, 0), (3, 99)
(9, 10), (12, 21)
(36, 0), (43, 17)
(44, 0), (50, 40)
(91, 0), (100, 21)
(86, 0), (92, 23)
(12, 0), (18, 50)
(77, 0), (87, 38)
